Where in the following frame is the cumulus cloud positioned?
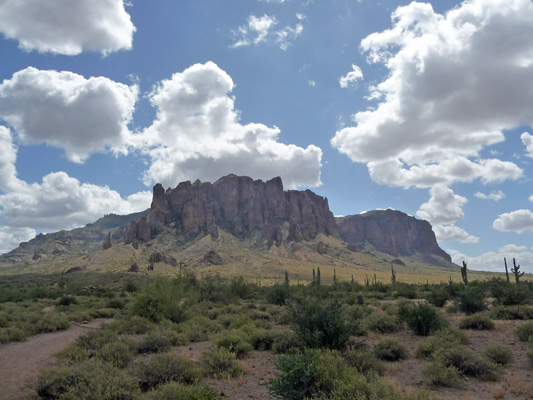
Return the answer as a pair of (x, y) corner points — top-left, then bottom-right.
(339, 64), (363, 89)
(0, 0), (135, 55)
(433, 225), (479, 244)
(416, 185), (467, 225)
(231, 14), (303, 50)
(331, 0), (531, 190)
(499, 244), (527, 253)
(475, 190), (506, 201)
(493, 209), (533, 233)
(522, 132), (533, 157)
(0, 67), (138, 163)
(0, 127), (151, 254)
(448, 248), (533, 273)
(139, 62), (322, 189)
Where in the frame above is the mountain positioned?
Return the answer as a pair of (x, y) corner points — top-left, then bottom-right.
(337, 210), (452, 267)
(0, 175), (456, 279)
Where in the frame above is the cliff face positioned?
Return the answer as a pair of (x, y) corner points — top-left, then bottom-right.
(128, 174), (338, 245)
(337, 210), (451, 261)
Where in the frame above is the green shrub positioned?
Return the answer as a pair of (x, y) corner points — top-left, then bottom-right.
(365, 312), (401, 334)
(144, 382), (223, 400)
(482, 344), (514, 366)
(423, 361), (462, 387)
(398, 302), (445, 336)
(491, 282), (530, 306)
(436, 347), (499, 380)
(137, 329), (173, 354)
(416, 327), (469, 360)
(426, 288), (450, 308)
(458, 313), (494, 330)
(249, 328), (279, 351)
(76, 327), (118, 351)
(516, 321), (533, 342)
(213, 330), (252, 358)
(97, 341), (135, 368)
(343, 348), (385, 376)
(32, 360), (137, 399)
(35, 313), (70, 333)
(200, 347), (244, 379)
(55, 344), (89, 364)
(179, 317), (221, 342)
(491, 305), (533, 320)
(373, 338), (408, 361)
(110, 315), (153, 334)
(272, 330), (304, 354)
(290, 297), (350, 350)
(457, 286), (487, 315)
(267, 284), (291, 305)
(137, 353), (201, 391)
(57, 295), (77, 306)
(105, 298), (124, 309)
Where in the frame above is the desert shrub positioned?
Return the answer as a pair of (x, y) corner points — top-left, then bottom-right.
(109, 315), (153, 334)
(416, 327), (469, 360)
(426, 288), (450, 308)
(458, 313), (494, 330)
(213, 330), (252, 358)
(179, 316), (221, 342)
(0, 327), (27, 343)
(97, 341), (135, 368)
(57, 295), (77, 306)
(365, 312), (401, 334)
(272, 330), (305, 354)
(137, 329), (174, 354)
(200, 347), (244, 379)
(76, 327), (118, 351)
(491, 305), (533, 320)
(457, 286), (487, 315)
(491, 281), (530, 306)
(32, 360), (137, 399)
(483, 344), (514, 366)
(373, 338), (408, 361)
(516, 321), (533, 342)
(343, 347), (385, 376)
(267, 284), (291, 305)
(436, 347), (499, 380)
(398, 302), (445, 336)
(423, 361), (462, 387)
(290, 297), (350, 350)
(137, 353), (201, 391)
(445, 303), (459, 314)
(105, 298), (124, 309)
(35, 313), (70, 333)
(124, 280), (138, 293)
(55, 344), (89, 364)
(229, 276), (254, 300)
(249, 328), (279, 351)
(144, 382), (222, 400)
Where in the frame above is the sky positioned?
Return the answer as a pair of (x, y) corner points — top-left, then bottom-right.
(0, 0), (532, 273)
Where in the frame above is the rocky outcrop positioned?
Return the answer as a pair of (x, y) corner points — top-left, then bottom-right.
(128, 174), (338, 246)
(337, 210), (451, 261)
(204, 250), (223, 265)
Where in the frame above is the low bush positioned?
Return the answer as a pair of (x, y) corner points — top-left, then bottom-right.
(491, 282), (530, 306)
(436, 347), (499, 380)
(57, 295), (77, 306)
(343, 347), (385, 376)
(144, 382), (223, 400)
(137, 329), (174, 354)
(373, 338), (408, 361)
(249, 328), (279, 351)
(482, 344), (514, 366)
(32, 360), (137, 399)
(458, 313), (494, 330)
(426, 288), (450, 308)
(213, 330), (252, 358)
(137, 353), (201, 391)
(457, 286), (487, 315)
(416, 327), (469, 360)
(423, 361), (462, 387)
(200, 347), (244, 379)
(516, 321), (533, 342)
(97, 341), (135, 369)
(365, 312), (401, 334)
(491, 305), (533, 320)
(272, 330), (304, 354)
(55, 344), (89, 365)
(398, 302), (445, 336)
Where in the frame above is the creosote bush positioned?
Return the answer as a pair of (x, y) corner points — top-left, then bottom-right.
(515, 321), (533, 342)
(457, 286), (487, 315)
(200, 347), (244, 379)
(458, 313), (494, 330)
(398, 301), (445, 336)
(373, 338), (408, 362)
(482, 344), (514, 366)
(137, 353), (201, 392)
(144, 382), (223, 400)
(365, 312), (400, 334)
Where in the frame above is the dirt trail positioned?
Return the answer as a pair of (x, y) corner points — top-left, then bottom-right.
(0, 319), (111, 400)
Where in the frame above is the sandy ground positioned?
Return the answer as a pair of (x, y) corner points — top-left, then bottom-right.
(0, 319), (111, 400)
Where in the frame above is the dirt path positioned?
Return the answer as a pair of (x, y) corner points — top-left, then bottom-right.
(0, 319), (111, 400)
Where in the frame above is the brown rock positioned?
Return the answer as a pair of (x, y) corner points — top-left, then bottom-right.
(203, 250), (223, 265)
(317, 241), (329, 255)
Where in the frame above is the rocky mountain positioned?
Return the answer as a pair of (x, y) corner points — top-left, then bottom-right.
(337, 209), (451, 262)
(125, 174), (338, 247)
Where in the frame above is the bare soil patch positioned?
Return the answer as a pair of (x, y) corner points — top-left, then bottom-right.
(0, 319), (111, 400)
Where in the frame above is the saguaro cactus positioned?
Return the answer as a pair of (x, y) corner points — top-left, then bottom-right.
(511, 258), (524, 284)
(391, 265), (397, 285)
(317, 267), (321, 286)
(504, 258), (510, 283)
(285, 270), (289, 287)
(461, 261), (468, 285)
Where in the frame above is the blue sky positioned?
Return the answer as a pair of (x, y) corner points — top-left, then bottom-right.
(0, 0), (532, 272)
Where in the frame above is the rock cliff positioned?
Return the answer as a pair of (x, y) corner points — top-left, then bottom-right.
(337, 210), (451, 261)
(127, 174), (338, 245)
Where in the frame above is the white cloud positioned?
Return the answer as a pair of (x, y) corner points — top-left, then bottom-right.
(0, 67), (138, 163)
(231, 14), (303, 50)
(308, 80), (316, 87)
(493, 209), (533, 233)
(530, 194), (533, 202)
(138, 62), (322, 189)
(499, 244), (527, 253)
(0, 0), (135, 55)
(331, 0), (531, 189)
(522, 132), (533, 157)
(474, 190), (506, 201)
(433, 225), (479, 244)
(448, 248), (533, 273)
(0, 127), (151, 254)
(416, 185), (467, 225)
(339, 64), (363, 89)
(0, 227), (36, 255)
